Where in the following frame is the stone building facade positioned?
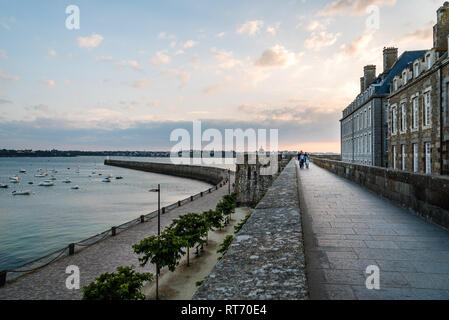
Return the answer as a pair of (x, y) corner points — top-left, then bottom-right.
(341, 49), (426, 167)
(388, 2), (449, 176)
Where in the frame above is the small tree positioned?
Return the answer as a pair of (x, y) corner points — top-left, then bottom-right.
(82, 266), (153, 300)
(133, 230), (186, 299)
(203, 209), (224, 231)
(169, 213), (208, 266)
(216, 194), (236, 221)
(217, 235), (234, 261)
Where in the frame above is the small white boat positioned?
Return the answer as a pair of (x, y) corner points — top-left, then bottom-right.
(102, 178), (111, 183)
(35, 173), (48, 178)
(0, 184), (8, 188)
(12, 190), (31, 196)
(39, 181), (54, 187)
(71, 185), (80, 190)
(9, 176), (19, 183)
(62, 178), (72, 183)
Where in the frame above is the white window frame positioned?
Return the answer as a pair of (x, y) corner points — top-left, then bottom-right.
(414, 62), (419, 78)
(424, 90), (431, 127)
(392, 106), (398, 134)
(412, 97), (419, 129)
(413, 143), (418, 173)
(425, 142), (431, 174)
(393, 145), (397, 170)
(402, 144), (406, 171)
(401, 103), (407, 132)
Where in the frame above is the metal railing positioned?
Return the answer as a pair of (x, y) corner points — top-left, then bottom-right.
(0, 174), (233, 287)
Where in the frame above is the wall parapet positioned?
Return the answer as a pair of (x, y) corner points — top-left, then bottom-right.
(193, 159), (308, 300)
(312, 158), (449, 230)
(104, 160), (228, 186)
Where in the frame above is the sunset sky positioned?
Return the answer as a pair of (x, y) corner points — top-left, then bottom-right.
(0, 0), (441, 152)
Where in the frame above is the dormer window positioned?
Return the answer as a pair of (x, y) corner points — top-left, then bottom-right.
(403, 71), (408, 85)
(394, 79), (398, 91)
(414, 62), (420, 78)
(426, 54), (432, 70)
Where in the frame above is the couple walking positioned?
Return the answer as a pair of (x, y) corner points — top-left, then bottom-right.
(298, 151), (310, 169)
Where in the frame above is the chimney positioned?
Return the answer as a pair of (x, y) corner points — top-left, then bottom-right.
(383, 47), (398, 72)
(363, 65), (376, 90)
(360, 77), (365, 93)
(433, 2), (449, 50)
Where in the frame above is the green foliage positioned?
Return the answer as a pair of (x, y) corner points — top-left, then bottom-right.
(169, 213), (209, 249)
(195, 280), (204, 287)
(202, 209), (224, 231)
(234, 213), (252, 234)
(133, 230), (186, 272)
(82, 266), (153, 300)
(216, 194), (236, 218)
(217, 235), (234, 261)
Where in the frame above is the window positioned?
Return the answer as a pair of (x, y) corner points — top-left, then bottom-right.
(401, 103), (407, 132)
(403, 71), (408, 85)
(392, 107), (397, 134)
(427, 54), (432, 70)
(402, 145), (406, 171)
(413, 98), (419, 129)
(414, 63), (419, 78)
(394, 79), (398, 91)
(413, 143), (418, 173)
(425, 142), (431, 174)
(424, 91), (431, 126)
(393, 145), (397, 170)
(368, 133), (372, 154)
(368, 107), (371, 127)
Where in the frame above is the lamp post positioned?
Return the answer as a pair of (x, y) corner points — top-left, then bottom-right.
(228, 169), (231, 194)
(149, 184), (161, 300)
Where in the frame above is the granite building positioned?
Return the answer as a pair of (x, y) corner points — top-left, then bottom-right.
(387, 2), (449, 175)
(340, 48), (426, 167)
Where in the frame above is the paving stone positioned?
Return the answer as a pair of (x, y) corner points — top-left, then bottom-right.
(299, 163), (449, 300)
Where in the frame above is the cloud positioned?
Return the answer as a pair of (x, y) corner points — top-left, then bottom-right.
(48, 49), (56, 57)
(0, 69), (20, 81)
(318, 0), (396, 16)
(266, 22), (280, 36)
(338, 30), (376, 56)
(41, 79), (56, 87)
(216, 32), (226, 38)
(203, 84), (226, 95)
(210, 47), (242, 70)
(237, 20), (264, 36)
(33, 104), (50, 112)
(119, 60), (143, 71)
(158, 32), (176, 40)
(397, 21), (433, 44)
(132, 79), (153, 89)
(0, 49), (8, 59)
(151, 51), (171, 65)
(254, 45), (303, 68)
(77, 34), (104, 49)
(96, 56), (113, 62)
(183, 40), (198, 49)
(163, 69), (191, 87)
(0, 98), (12, 104)
(304, 31), (341, 51)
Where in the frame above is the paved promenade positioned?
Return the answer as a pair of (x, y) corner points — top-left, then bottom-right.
(0, 182), (231, 300)
(298, 163), (449, 300)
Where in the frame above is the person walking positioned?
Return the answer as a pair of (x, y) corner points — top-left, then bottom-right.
(305, 152), (310, 169)
(299, 151), (305, 169)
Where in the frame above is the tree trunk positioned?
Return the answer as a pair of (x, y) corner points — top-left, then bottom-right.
(187, 247), (190, 266)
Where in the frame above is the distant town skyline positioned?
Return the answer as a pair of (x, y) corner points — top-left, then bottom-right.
(0, 0), (441, 152)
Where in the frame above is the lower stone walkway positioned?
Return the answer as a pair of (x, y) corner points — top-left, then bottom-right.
(0, 182), (231, 300)
(298, 163), (449, 300)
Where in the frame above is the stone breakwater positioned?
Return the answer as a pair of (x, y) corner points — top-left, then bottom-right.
(193, 159), (308, 300)
(104, 160), (228, 185)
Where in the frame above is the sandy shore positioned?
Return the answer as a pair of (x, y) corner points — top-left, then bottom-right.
(142, 207), (251, 300)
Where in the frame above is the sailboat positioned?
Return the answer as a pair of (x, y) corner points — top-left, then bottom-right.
(12, 190), (31, 196)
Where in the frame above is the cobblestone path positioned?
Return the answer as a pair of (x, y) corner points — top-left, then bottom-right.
(298, 163), (449, 300)
(0, 182), (231, 300)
